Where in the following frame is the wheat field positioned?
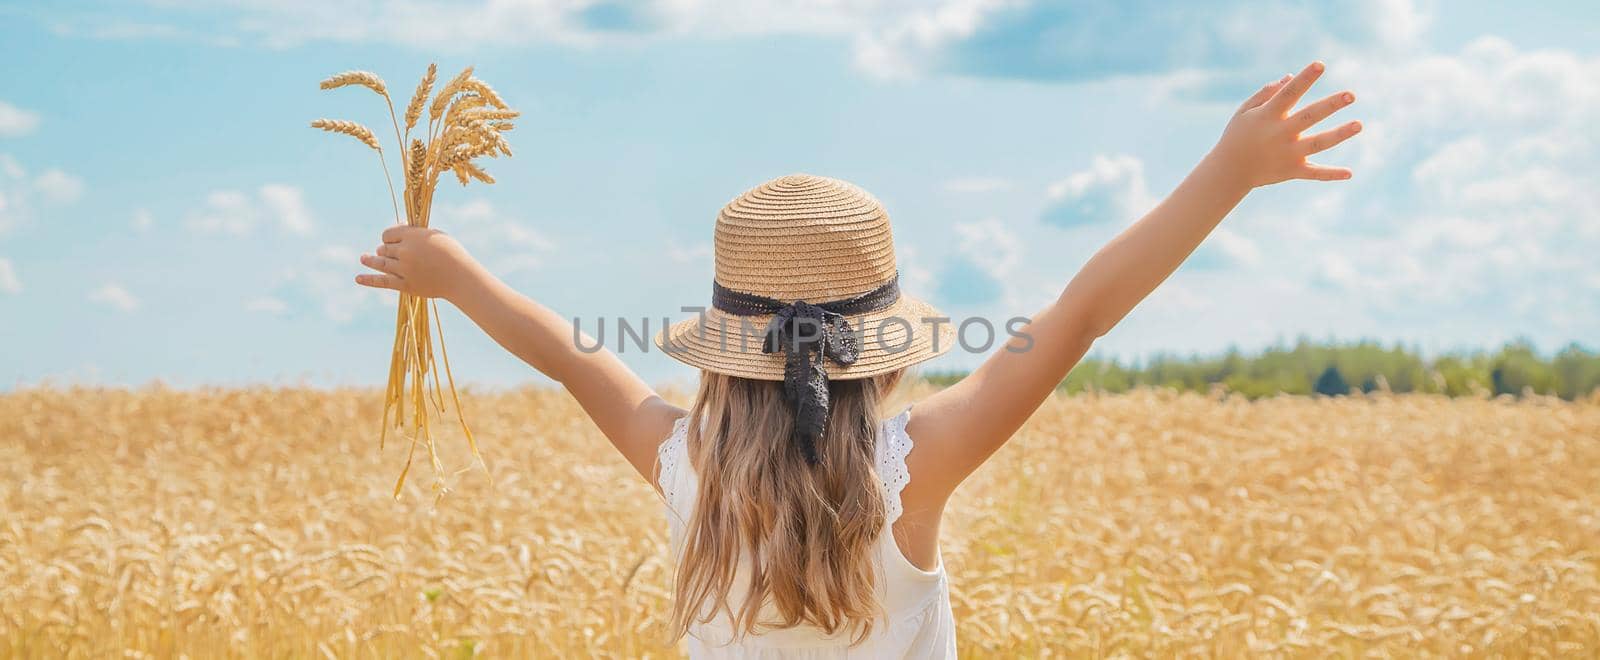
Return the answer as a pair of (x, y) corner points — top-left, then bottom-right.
(2, 386), (1597, 658)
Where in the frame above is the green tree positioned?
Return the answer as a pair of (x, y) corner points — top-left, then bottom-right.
(1314, 366), (1350, 397)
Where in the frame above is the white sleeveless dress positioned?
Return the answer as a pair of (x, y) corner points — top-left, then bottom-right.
(656, 407), (958, 659)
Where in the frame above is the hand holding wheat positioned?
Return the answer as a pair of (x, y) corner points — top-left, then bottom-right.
(311, 64), (519, 499)
(357, 226), (479, 300)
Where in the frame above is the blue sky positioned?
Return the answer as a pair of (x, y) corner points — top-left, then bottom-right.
(1, 0), (1596, 388)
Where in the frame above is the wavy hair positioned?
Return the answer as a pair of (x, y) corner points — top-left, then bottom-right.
(666, 369), (903, 644)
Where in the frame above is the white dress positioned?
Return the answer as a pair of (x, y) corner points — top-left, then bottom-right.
(656, 407), (958, 659)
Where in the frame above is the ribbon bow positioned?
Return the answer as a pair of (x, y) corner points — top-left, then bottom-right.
(762, 302), (861, 464)
(710, 275), (901, 466)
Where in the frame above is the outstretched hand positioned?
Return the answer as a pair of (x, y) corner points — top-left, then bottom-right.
(355, 225), (482, 300)
(1212, 61), (1361, 187)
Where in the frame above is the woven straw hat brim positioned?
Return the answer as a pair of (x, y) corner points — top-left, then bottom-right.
(662, 173), (950, 380)
(656, 295), (954, 381)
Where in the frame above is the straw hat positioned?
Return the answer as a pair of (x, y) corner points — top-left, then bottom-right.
(657, 174), (954, 381)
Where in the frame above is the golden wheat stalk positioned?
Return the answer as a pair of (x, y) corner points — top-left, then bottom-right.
(430, 66), (475, 124)
(461, 78), (508, 109)
(310, 118), (380, 150)
(320, 71), (406, 176)
(310, 119), (401, 224)
(319, 71), (388, 96)
(312, 63), (516, 499)
(403, 64), (437, 133)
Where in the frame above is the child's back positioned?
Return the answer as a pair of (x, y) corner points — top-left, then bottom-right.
(658, 407), (954, 656)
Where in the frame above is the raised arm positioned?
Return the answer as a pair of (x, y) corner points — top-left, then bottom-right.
(356, 225), (682, 482)
(908, 61), (1361, 501)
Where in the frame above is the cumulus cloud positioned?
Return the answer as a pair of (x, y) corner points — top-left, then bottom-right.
(259, 184), (314, 235)
(1041, 155), (1154, 228)
(434, 199), (555, 275)
(853, 0), (1014, 79)
(1291, 37), (1600, 328)
(0, 258), (20, 294)
(859, 0), (1427, 81)
(89, 283), (139, 312)
(33, 169), (85, 204)
(187, 184), (314, 235)
(31, 0), (1430, 85)
(132, 208), (154, 232)
(0, 101), (39, 137)
(0, 155), (84, 234)
(284, 245), (387, 323)
(936, 217), (1021, 306)
(1189, 227), (1262, 270)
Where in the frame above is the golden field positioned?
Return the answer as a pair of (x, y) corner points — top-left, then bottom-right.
(2, 386), (1598, 658)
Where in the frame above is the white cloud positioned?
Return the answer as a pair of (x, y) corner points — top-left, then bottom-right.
(188, 184), (314, 235)
(435, 199), (555, 275)
(1207, 228), (1261, 267)
(33, 169), (85, 204)
(0, 155), (22, 179)
(953, 217), (1020, 277)
(934, 216), (1023, 307)
(0, 258), (20, 294)
(0, 101), (39, 137)
(0, 155), (83, 234)
(897, 244), (935, 295)
(857, 0), (1428, 81)
(132, 208), (154, 232)
(1290, 36), (1600, 324)
(27, 0), (1433, 85)
(89, 283), (139, 312)
(190, 190), (255, 235)
(1042, 154), (1154, 227)
(852, 0), (1015, 79)
(258, 184), (313, 235)
(286, 245), (383, 323)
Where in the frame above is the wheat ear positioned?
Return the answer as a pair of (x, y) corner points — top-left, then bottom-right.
(319, 71), (388, 96)
(403, 64), (436, 135)
(429, 66), (475, 125)
(460, 78), (508, 109)
(407, 139), (427, 224)
(310, 119), (380, 150)
(459, 162), (494, 185)
(319, 70), (406, 163)
(309, 119), (401, 224)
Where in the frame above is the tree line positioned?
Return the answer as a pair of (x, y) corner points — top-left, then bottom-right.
(924, 339), (1600, 400)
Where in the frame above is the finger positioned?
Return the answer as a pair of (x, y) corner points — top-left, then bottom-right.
(381, 224), (409, 244)
(375, 243), (400, 259)
(1300, 120), (1363, 155)
(1266, 61), (1325, 113)
(1287, 91), (1355, 132)
(355, 273), (405, 290)
(1238, 74), (1293, 113)
(360, 253), (403, 276)
(1299, 163), (1353, 181)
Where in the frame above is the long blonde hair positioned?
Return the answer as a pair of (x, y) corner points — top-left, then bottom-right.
(667, 369), (903, 643)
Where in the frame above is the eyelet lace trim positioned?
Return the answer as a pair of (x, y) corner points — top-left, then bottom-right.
(657, 416), (690, 506)
(878, 406), (914, 525)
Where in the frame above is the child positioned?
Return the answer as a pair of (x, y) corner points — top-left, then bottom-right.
(356, 61), (1359, 657)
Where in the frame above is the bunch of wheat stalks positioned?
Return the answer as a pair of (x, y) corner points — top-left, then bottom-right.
(310, 65), (517, 498)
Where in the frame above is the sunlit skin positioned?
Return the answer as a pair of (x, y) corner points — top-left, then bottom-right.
(356, 61), (1360, 570)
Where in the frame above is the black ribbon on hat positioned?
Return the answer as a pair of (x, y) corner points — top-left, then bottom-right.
(711, 274), (901, 464)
